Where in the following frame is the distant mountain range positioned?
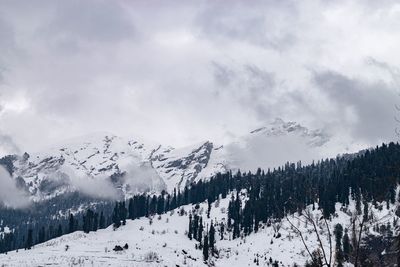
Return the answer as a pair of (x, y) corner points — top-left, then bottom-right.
(1, 118), (339, 202)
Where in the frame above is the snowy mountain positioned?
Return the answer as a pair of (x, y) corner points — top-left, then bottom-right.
(2, 118), (333, 202)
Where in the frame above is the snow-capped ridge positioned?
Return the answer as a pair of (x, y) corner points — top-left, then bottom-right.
(3, 118), (337, 202)
(250, 118), (330, 147)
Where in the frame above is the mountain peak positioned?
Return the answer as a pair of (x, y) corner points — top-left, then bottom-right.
(250, 118), (330, 147)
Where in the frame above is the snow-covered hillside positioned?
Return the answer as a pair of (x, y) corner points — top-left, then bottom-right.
(3, 118), (341, 202)
(0, 191), (396, 267)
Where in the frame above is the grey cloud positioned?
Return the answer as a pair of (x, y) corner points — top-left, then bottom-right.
(0, 0), (398, 154)
(313, 70), (397, 144)
(211, 61), (236, 87)
(212, 62), (276, 95)
(244, 65), (276, 91)
(40, 0), (136, 45)
(212, 61), (305, 121)
(0, 17), (16, 58)
(366, 57), (400, 87)
(195, 1), (298, 50)
(0, 133), (20, 156)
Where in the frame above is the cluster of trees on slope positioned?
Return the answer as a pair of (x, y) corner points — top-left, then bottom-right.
(107, 142), (400, 235)
(1, 142), (400, 264)
(0, 193), (113, 253)
(185, 142), (400, 265)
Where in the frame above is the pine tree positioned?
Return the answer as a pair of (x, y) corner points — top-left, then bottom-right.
(57, 224), (62, 237)
(38, 226), (45, 243)
(193, 214), (199, 241)
(83, 209), (95, 233)
(203, 234), (209, 261)
(207, 199), (211, 219)
(209, 221), (215, 254)
(68, 214), (75, 234)
(334, 223), (344, 266)
(119, 201), (127, 225)
(188, 213), (193, 240)
(82, 215), (88, 233)
(198, 217), (203, 245)
(157, 194), (165, 214)
(112, 202), (121, 229)
(25, 229), (33, 250)
(93, 212), (99, 231)
(99, 211), (105, 229)
(363, 201), (368, 222)
(343, 228), (350, 262)
(220, 222), (224, 240)
(128, 198), (134, 219)
(48, 225), (54, 239)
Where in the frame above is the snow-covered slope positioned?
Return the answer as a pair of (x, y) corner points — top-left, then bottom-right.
(4, 119), (338, 201)
(0, 193), (396, 266)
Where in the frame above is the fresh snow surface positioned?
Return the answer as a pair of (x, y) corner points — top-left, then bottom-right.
(0, 192), (395, 267)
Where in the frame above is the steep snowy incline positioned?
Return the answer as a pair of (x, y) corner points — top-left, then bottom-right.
(150, 141), (228, 190)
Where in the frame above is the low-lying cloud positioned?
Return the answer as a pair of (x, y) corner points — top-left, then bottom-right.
(0, 132), (20, 157)
(123, 162), (167, 194)
(60, 167), (120, 200)
(226, 134), (323, 172)
(0, 166), (30, 208)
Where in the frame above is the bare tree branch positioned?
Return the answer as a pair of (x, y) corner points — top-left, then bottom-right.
(303, 210), (330, 266)
(287, 216), (317, 265)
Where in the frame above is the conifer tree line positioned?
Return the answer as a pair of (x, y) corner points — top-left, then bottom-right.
(1, 142), (400, 254)
(0, 201), (113, 253)
(187, 142), (400, 247)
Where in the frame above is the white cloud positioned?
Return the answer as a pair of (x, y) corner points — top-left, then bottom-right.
(60, 167), (120, 200)
(0, 166), (30, 208)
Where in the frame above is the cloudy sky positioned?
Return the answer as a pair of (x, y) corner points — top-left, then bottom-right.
(0, 0), (399, 156)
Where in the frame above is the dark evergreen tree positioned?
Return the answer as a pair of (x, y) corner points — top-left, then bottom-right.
(68, 214), (75, 234)
(93, 212), (99, 231)
(203, 234), (209, 261)
(220, 222), (224, 240)
(209, 221), (215, 254)
(128, 198), (134, 220)
(112, 202), (121, 229)
(198, 217), (204, 245)
(99, 211), (105, 229)
(363, 201), (369, 222)
(57, 224), (62, 237)
(25, 229), (33, 250)
(343, 228), (351, 261)
(188, 213), (193, 240)
(119, 201), (127, 226)
(157, 194), (165, 215)
(334, 223), (344, 266)
(38, 226), (45, 243)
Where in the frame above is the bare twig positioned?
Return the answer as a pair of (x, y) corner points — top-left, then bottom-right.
(287, 216), (317, 265)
